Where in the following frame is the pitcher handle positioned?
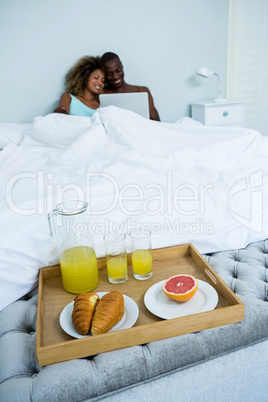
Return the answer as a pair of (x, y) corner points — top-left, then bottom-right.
(48, 210), (56, 237)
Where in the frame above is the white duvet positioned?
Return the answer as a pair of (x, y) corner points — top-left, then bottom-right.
(1, 106), (268, 311)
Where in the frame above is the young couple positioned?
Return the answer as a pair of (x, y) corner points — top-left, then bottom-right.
(54, 52), (160, 121)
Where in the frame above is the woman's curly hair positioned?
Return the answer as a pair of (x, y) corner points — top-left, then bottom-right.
(65, 56), (105, 96)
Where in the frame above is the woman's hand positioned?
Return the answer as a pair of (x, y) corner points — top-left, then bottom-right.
(54, 106), (68, 114)
(54, 93), (71, 114)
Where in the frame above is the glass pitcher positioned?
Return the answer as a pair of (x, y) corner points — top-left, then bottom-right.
(48, 200), (99, 294)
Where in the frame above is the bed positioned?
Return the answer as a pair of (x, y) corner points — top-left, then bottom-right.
(0, 107), (268, 401)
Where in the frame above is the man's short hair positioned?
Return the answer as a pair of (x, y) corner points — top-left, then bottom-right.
(101, 52), (121, 64)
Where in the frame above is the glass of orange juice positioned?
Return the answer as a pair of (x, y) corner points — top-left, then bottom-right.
(104, 233), (128, 284)
(129, 230), (152, 280)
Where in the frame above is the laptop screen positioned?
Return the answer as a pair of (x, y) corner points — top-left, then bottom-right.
(99, 92), (150, 119)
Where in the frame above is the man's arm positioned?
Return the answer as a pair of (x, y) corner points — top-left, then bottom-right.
(141, 87), (160, 121)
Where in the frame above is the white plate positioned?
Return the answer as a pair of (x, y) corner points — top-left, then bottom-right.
(144, 279), (218, 320)
(60, 292), (139, 339)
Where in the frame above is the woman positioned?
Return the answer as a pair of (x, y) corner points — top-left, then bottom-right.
(54, 56), (105, 117)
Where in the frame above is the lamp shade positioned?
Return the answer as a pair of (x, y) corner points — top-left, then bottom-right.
(196, 67), (227, 102)
(196, 67), (214, 78)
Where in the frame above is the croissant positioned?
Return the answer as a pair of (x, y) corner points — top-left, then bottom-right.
(91, 290), (124, 336)
(72, 292), (99, 335)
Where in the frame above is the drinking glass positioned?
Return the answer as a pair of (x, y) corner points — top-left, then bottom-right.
(129, 230), (152, 280)
(104, 233), (128, 284)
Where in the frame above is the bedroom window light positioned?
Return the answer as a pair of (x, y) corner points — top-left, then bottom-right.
(196, 67), (227, 103)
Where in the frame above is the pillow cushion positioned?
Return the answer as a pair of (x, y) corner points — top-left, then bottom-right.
(0, 123), (32, 149)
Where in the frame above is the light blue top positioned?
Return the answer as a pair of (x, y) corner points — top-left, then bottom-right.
(69, 94), (99, 117)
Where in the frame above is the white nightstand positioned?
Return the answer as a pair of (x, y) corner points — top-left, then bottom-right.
(191, 101), (244, 127)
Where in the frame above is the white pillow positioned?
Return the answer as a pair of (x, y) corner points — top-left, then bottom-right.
(0, 123), (32, 149)
(28, 113), (93, 149)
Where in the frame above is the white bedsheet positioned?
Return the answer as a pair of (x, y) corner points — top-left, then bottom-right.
(1, 106), (268, 311)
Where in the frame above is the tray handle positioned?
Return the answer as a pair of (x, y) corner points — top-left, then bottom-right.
(205, 268), (217, 285)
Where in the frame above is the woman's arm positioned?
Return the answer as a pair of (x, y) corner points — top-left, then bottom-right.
(53, 93), (72, 114)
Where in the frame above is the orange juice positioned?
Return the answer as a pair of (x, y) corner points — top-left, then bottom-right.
(132, 249), (152, 275)
(60, 246), (99, 293)
(107, 254), (128, 279)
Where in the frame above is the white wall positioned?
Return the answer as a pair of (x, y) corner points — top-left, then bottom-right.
(0, 0), (228, 123)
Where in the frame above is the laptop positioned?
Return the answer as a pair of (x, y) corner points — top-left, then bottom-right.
(99, 92), (150, 119)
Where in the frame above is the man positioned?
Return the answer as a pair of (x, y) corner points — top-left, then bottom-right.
(101, 52), (160, 121)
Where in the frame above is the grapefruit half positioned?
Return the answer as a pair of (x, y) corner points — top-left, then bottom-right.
(163, 274), (198, 302)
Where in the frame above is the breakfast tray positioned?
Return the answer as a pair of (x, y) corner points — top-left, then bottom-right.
(36, 243), (244, 366)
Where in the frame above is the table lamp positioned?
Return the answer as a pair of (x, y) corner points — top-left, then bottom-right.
(196, 67), (227, 102)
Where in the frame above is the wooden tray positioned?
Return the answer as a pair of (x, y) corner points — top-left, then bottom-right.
(36, 244), (244, 366)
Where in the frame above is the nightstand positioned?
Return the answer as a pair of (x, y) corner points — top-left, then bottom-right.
(191, 101), (244, 127)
